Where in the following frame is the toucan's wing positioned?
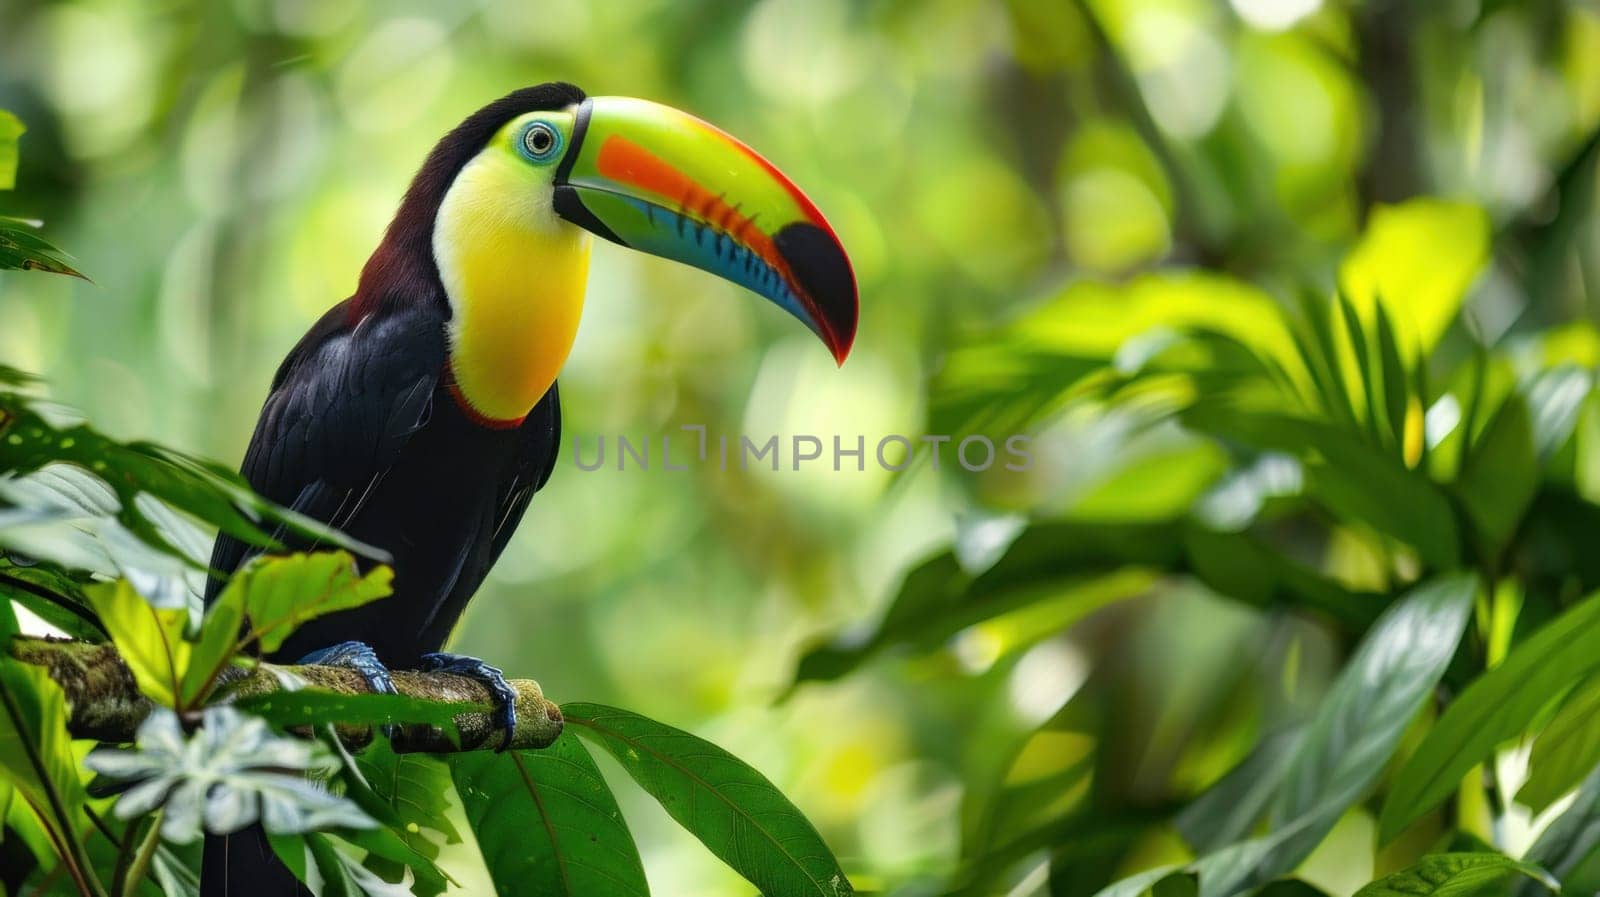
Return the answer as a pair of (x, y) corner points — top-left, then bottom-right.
(205, 299), (447, 600)
(486, 381), (561, 567)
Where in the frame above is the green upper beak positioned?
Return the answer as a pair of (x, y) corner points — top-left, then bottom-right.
(553, 96), (858, 363)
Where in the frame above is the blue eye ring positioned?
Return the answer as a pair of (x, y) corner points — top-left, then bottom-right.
(519, 120), (563, 162)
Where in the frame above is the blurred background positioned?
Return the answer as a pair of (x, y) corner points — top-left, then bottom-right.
(1, 0), (1599, 894)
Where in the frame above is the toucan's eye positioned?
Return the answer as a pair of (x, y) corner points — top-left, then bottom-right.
(521, 121), (561, 161)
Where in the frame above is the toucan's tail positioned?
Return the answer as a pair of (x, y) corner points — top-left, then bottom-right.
(201, 825), (308, 897)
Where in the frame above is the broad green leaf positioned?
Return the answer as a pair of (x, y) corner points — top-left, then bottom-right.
(929, 272), (1308, 434)
(0, 557), (105, 641)
(0, 657), (89, 864)
(1183, 409), (1460, 568)
(1268, 576), (1476, 847)
(217, 552), (392, 655)
(1193, 836), (1292, 897)
(1175, 727), (1305, 853)
(1338, 199), (1490, 359)
(963, 726), (1095, 861)
(1353, 853), (1555, 897)
(1090, 832), (1299, 897)
(0, 216), (86, 279)
(85, 579), (191, 706)
(181, 574), (245, 707)
(278, 831), (416, 897)
(355, 741), (461, 861)
(330, 737), (455, 897)
(794, 520), (1380, 685)
(1525, 367), (1593, 460)
(1380, 590), (1600, 842)
(1518, 675), (1600, 813)
(565, 703), (852, 897)
(0, 384), (380, 567)
(1455, 394), (1538, 560)
(0, 111), (22, 190)
(1090, 865), (1180, 897)
(450, 733), (647, 897)
(1213, 575), (1476, 894)
(336, 823), (452, 897)
(151, 845), (202, 897)
(1256, 882), (1332, 897)
(234, 691), (470, 738)
(1518, 763), (1600, 897)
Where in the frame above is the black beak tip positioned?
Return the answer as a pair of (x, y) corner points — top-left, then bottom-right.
(773, 222), (858, 364)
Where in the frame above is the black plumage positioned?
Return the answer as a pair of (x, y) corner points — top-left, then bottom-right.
(202, 298), (560, 666)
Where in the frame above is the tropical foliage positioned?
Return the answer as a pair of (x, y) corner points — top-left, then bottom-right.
(6, 1), (1600, 897)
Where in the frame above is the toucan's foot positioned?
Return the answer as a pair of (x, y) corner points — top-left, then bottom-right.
(298, 641), (398, 696)
(419, 652), (516, 750)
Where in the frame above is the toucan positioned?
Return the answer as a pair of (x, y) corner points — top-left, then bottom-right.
(199, 82), (856, 895)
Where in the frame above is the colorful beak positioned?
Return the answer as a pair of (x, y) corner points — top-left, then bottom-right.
(553, 96), (857, 364)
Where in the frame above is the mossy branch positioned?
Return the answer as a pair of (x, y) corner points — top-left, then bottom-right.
(8, 636), (563, 752)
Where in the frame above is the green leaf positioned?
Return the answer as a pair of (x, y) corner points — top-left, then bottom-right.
(1518, 675), (1600, 813)
(355, 740), (461, 860)
(1183, 575), (1476, 897)
(1090, 832), (1301, 897)
(1090, 865), (1181, 897)
(1338, 199), (1490, 360)
(0, 557), (105, 641)
(0, 216), (86, 279)
(0, 657), (90, 868)
(216, 552), (392, 655)
(0, 385), (381, 568)
(84, 579), (191, 706)
(929, 272), (1305, 435)
(1295, 291), (1360, 427)
(1352, 853), (1555, 897)
(0, 111), (22, 190)
(178, 552), (391, 706)
(1380, 589), (1600, 842)
(1372, 300), (1410, 458)
(1183, 408), (1461, 568)
(793, 520), (1380, 685)
(329, 735), (455, 897)
(1518, 763), (1600, 896)
(1256, 881), (1332, 897)
(290, 831), (417, 897)
(335, 823), (452, 897)
(1175, 727), (1305, 853)
(1455, 394), (1538, 560)
(450, 733), (647, 897)
(565, 703), (852, 897)
(236, 690), (471, 740)
(1525, 366), (1593, 460)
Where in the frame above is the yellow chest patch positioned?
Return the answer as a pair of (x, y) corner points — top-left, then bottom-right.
(434, 150), (592, 423)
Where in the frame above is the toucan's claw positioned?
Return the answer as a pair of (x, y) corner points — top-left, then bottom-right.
(298, 641), (400, 740)
(419, 652), (517, 751)
(298, 641), (399, 695)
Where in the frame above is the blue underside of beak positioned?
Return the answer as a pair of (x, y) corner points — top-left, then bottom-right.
(605, 194), (825, 342)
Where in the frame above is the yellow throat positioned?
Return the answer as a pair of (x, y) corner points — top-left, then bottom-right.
(433, 146), (592, 424)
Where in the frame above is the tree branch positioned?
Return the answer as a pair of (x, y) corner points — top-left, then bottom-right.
(9, 637), (563, 753)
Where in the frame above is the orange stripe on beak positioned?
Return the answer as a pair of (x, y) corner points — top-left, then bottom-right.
(594, 134), (844, 348)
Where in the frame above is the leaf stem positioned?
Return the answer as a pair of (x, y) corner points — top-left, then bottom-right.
(117, 810), (163, 897)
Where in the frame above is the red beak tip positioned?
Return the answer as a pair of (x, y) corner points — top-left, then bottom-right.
(829, 334), (854, 366)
